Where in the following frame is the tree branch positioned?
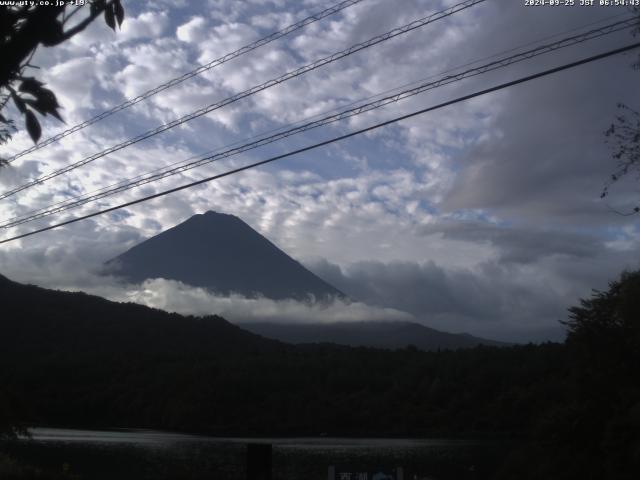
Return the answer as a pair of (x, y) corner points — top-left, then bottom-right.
(57, 1), (114, 43)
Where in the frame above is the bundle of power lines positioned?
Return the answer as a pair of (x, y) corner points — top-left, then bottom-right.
(1, 0), (638, 244)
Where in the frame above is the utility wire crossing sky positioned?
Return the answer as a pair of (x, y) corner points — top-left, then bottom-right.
(1, 0), (638, 343)
(1, 15), (636, 230)
(0, 0), (486, 200)
(2, 40), (638, 244)
(6, 0), (367, 163)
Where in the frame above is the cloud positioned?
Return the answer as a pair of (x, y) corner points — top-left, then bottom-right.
(42, 57), (99, 111)
(418, 220), (607, 265)
(306, 257), (566, 342)
(2, 0), (639, 346)
(194, 21), (260, 65)
(305, 233), (640, 343)
(113, 38), (192, 99)
(0, 218), (142, 289)
(438, 34), (640, 225)
(86, 277), (414, 324)
(120, 11), (169, 42)
(176, 16), (208, 43)
(0, 234), (414, 326)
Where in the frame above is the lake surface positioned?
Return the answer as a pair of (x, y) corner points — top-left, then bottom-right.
(1, 427), (504, 479)
(28, 427), (474, 448)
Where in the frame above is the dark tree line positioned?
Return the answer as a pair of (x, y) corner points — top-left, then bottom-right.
(496, 270), (640, 480)
(0, 270), (639, 478)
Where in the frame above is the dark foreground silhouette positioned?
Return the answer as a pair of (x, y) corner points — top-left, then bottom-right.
(0, 271), (638, 479)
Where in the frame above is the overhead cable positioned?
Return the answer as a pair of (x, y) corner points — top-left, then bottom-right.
(0, 0), (486, 200)
(1, 16), (635, 229)
(2, 41), (638, 245)
(4, 0), (367, 163)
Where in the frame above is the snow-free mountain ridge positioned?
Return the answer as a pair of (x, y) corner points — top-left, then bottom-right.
(106, 211), (344, 301)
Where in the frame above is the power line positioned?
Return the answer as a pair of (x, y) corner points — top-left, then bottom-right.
(16, 1), (621, 217)
(2, 41), (638, 245)
(2, 9), (634, 229)
(2, 16), (635, 229)
(0, 0), (486, 201)
(5, 0), (367, 164)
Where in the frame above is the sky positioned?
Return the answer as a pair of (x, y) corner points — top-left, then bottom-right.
(1, 0), (639, 342)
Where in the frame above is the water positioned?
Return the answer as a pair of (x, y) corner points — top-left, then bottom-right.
(28, 427), (474, 448)
(1, 427), (503, 479)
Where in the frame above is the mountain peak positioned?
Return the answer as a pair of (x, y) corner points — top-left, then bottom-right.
(200, 210), (237, 220)
(106, 211), (344, 301)
(186, 210), (244, 228)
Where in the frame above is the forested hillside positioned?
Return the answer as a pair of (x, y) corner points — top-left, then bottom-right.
(0, 273), (563, 437)
(239, 320), (508, 350)
(1, 272), (638, 478)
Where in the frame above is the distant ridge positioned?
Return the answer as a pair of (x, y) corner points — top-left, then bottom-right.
(103, 211), (506, 349)
(105, 211), (344, 301)
(239, 321), (509, 351)
(0, 273), (283, 357)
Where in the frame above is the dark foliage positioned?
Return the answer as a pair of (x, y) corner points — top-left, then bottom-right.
(0, 270), (638, 478)
(496, 270), (640, 479)
(603, 104), (640, 214)
(0, 273), (563, 438)
(0, 1), (124, 151)
(601, 8), (640, 215)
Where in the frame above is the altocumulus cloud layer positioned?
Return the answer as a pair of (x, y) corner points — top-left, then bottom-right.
(1, 0), (640, 342)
